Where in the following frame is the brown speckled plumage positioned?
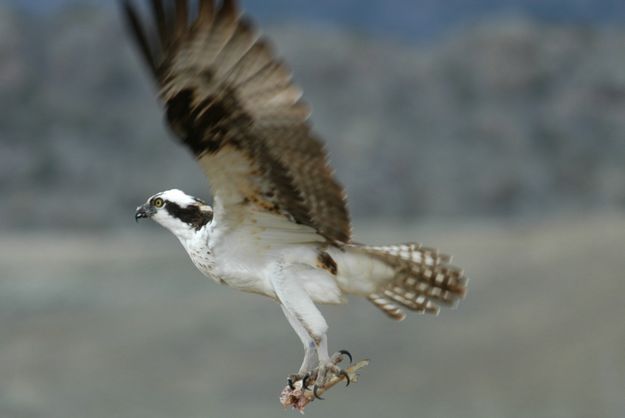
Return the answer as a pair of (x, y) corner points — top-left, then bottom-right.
(317, 251), (338, 276)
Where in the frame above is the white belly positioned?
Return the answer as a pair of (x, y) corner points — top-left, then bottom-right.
(184, 241), (275, 298)
(178, 212), (351, 304)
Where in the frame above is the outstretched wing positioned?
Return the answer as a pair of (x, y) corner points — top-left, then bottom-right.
(123, 0), (351, 243)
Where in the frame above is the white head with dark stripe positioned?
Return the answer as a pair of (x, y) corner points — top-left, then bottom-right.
(135, 189), (213, 241)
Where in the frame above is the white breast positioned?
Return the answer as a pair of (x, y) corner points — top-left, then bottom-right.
(177, 227), (219, 281)
(176, 220), (277, 298)
(177, 207), (346, 304)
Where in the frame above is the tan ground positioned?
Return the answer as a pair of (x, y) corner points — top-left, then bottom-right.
(1, 215), (624, 418)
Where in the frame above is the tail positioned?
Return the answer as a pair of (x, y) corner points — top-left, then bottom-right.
(351, 243), (468, 321)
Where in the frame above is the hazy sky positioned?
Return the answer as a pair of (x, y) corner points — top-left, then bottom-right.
(9, 0), (625, 39)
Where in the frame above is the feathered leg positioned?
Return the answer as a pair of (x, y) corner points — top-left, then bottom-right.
(271, 264), (351, 397)
(280, 305), (317, 388)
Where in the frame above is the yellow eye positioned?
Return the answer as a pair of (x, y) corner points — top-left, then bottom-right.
(153, 198), (164, 208)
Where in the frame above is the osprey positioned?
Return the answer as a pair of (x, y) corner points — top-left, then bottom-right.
(124, 0), (467, 404)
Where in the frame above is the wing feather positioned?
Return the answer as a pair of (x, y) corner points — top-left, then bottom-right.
(123, 2), (156, 72)
(150, 0), (169, 47)
(123, 0), (351, 243)
(197, 0), (215, 25)
(174, 0), (188, 38)
(227, 41), (278, 87)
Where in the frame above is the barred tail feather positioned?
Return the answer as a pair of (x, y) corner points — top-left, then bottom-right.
(367, 293), (407, 321)
(355, 243), (468, 320)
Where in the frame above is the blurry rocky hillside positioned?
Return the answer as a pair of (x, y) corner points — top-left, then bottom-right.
(1, 5), (625, 229)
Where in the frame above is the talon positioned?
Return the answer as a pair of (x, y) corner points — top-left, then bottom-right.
(338, 369), (351, 387)
(313, 385), (324, 400)
(302, 373), (311, 390)
(339, 349), (353, 364)
(287, 376), (295, 391)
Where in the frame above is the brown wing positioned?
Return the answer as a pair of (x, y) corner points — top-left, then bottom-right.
(123, 0), (351, 243)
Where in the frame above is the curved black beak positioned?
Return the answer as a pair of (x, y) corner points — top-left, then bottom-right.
(135, 203), (156, 222)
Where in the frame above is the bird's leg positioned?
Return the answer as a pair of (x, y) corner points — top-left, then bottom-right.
(271, 264), (329, 391)
(281, 305), (318, 390)
(310, 334), (352, 399)
(271, 263), (352, 398)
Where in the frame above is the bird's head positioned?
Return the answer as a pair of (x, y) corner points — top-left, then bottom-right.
(135, 189), (213, 241)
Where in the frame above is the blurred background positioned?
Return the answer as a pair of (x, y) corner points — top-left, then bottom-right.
(1, 1), (625, 417)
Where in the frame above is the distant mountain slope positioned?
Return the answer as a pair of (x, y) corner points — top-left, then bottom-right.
(1, 6), (625, 229)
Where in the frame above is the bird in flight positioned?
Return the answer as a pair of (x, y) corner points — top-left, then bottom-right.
(123, 0), (467, 407)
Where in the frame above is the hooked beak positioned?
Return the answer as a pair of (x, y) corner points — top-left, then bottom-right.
(135, 203), (156, 222)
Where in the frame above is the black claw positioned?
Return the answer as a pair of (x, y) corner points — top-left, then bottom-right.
(338, 369), (351, 387)
(302, 373), (311, 390)
(313, 385), (324, 400)
(339, 349), (353, 364)
(287, 377), (295, 391)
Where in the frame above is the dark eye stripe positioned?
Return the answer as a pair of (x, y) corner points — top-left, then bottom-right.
(164, 201), (212, 231)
